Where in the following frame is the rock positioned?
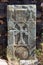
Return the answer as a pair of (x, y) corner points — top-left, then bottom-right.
(0, 59), (8, 65)
(14, 61), (19, 65)
(15, 47), (29, 59)
(8, 60), (19, 65)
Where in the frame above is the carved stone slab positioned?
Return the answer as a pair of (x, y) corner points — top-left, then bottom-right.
(7, 5), (36, 60)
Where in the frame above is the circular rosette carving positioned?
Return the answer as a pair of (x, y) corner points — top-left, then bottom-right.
(15, 47), (29, 59)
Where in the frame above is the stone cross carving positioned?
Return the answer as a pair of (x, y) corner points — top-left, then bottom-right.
(7, 5), (36, 60)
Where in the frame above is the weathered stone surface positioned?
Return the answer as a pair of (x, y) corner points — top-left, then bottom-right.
(0, 59), (8, 65)
(7, 5), (36, 60)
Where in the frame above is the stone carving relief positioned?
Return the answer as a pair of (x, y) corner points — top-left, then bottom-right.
(7, 5), (36, 60)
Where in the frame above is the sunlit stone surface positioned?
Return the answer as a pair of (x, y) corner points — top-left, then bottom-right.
(0, 59), (8, 65)
(20, 59), (38, 65)
(7, 5), (36, 60)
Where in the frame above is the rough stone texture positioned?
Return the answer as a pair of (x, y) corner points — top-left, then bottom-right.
(0, 59), (8, 65)
(7, 5), (36, 60)
(15, 47), (29, 59)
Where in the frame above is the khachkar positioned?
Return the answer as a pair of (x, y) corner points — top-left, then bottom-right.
(7, 5), (36, 60)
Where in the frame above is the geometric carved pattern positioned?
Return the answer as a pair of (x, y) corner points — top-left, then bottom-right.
(7, 5), (36, 60)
